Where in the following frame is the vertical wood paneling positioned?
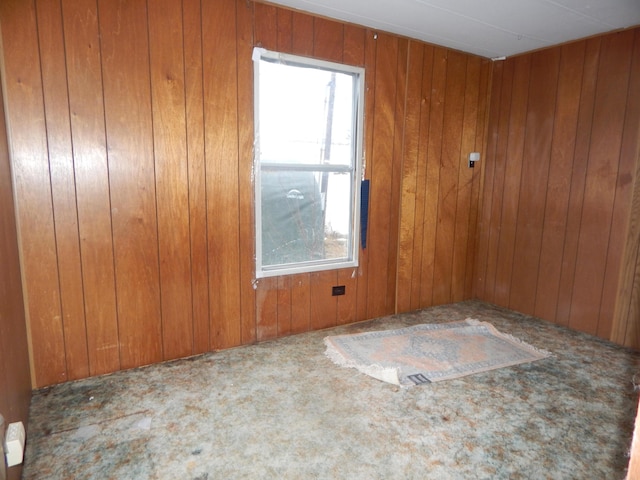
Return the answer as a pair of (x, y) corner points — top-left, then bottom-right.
(290, 273), (311, 334)
(291, 11), (314, 57)
(484, 59), (514, 303)
(202, 0), (242, 349)
(0, 0), (67, 386)
(310, 271), (338, 330)
(612, 135), (640, 347)
(493, 57), (527, 306)
(613, 221), (640, 347)
(61, 0), (120, 376)
(609, 31), (640, 347)
(534, 42), (584, 321)
(277, 276), (292, 336)
(35, 0), (88, 380)
(386, 39), (407, 312)
(355, 30), (377, 322)
(409, 45), (434, 310)
(184, 0), (210, 354)
(555, 38), (600, 326)
(343, 24), (365, 66)
(477, 28), (640, 341)
(432, 51), (466, 305)
(236, 0), (257, 345)
(99, 0), (162, 369)
(473, 60), (503, 300)
(419, 47), (447, 306)
(451, 56), (480, 302)
(313, 17), (343, 62)
(569, 31), (634, 335)
(600, 33), (639, 336)
(337, 269), (357, 325)
(464, 59), (491, 299)
(254, 2), (277, 50)
(601, 32), (640, 339)
(509, 49), (560, 315)
(276, 8), (292, 52)
(148, 0), (193, 360)
(463, 62), (485, 299)
(256, 277), (278, 341)
(397, 41), (425, 313)
(367, 33), (399, 318)
(0, 61), (32, 462)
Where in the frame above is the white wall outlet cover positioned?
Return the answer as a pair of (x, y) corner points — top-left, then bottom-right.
(5, 421), (25, 467)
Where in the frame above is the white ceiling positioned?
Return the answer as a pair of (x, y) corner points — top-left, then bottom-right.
(265, 0), (640, 58)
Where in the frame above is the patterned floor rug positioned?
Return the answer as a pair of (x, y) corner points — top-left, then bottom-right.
(324, 319), (552, 386)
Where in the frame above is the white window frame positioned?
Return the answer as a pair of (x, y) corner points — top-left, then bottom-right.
(253, 47), (365, 279)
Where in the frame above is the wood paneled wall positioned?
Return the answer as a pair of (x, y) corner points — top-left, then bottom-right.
(0, 0), (490, 388)
(0, 65), (31, 480)
(612, 101), (640, 349)
(396, 46), (490, 312)
(474, 29), (640, 340)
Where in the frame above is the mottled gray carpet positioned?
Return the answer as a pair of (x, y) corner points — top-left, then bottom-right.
(22, 300), (640, 479)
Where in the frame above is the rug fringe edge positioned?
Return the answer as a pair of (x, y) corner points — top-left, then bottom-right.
(324, 338), (401, 386)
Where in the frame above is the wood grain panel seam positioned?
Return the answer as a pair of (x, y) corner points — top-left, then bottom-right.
(95, 1), (123, 368)
(200, 0), (214, 350)
(468, 60), (493, 299)
(447, 55), (468, 304)
(563, 44), (600, 326)
(198, 0), (216, 349)
(597, 43), (635, 337)
(45, 0), (93, 376)
(431, 51), (447, 306)
(397, 41), (423, 311)
(611, 33), (640, 345)
(393, 39), (410, 312)
(476, 61), (504, 301)
(413, 46), (433, 306)
(553, 39), (596, 326)
(144, 0), (166, 360)
(234, 0), (246, 344)
(33, 1), (69, 381)
(567, 36), (626, 333)
(181, 0), (197, 354)
(531, 53), (562, 315)
(494, 59), (519, 303)
(506, 60), (534, 310)
(457, 57), (482, 302)
(238, 0), (257, 345)
(63, 4), (94, 375)
(419, 47), (447, 307)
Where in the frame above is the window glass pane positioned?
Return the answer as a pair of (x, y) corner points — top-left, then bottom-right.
(261, 170), (352, 267)
(258, 60), (354, 167)
(261, 170), (323, 266)
(323, 172), (352, 259)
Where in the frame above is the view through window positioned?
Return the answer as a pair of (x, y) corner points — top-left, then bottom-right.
(253, 48), (364, 278)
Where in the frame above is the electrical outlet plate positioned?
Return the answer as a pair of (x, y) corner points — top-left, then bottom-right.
(5, 421), (25, 467)
(332, 285), (346, 296)
(468, 152), (480, 168)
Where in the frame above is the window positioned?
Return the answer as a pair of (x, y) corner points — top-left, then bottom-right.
(253, 48), (365, 278)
